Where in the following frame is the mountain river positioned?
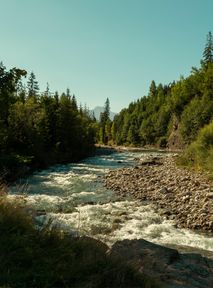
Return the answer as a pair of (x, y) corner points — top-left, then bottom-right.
(10, 151), (213, 257)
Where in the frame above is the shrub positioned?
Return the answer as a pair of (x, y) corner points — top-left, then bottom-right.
(178, 121), (213, 176)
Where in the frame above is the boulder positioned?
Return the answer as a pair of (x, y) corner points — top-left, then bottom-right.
(109, 239), (213, 288)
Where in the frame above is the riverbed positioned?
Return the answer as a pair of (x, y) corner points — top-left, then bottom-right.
(10, 151), (213, 257)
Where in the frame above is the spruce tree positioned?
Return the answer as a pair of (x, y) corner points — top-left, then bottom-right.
(44, 82), (50, 96)
(203, 31), (213, 65)
(27, 72), (39, 98)
(149, 80), (157, 97)
(103, 98), (110, 120)
(99, 98), (111, 144)
(71, 95), (78, 111)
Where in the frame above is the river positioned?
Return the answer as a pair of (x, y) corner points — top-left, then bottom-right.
(10, 150), (213, 256)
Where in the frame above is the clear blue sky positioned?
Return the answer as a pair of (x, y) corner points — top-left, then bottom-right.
(1, 0), (213, 112)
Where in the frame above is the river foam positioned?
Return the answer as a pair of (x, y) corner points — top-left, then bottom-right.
(10, 151), (213, 256)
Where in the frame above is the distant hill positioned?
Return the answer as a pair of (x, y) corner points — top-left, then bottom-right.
(91, 106), (117, 121)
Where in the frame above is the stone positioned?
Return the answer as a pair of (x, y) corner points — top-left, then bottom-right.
(159, 187), (169, 194)
(104, 154), (213, 232)
(109, 239), (213, 288)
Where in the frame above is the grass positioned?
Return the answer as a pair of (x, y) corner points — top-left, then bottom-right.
(0, 197), (160, 288)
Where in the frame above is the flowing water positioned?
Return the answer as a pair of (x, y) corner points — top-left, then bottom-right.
(10, 151), (213, 257)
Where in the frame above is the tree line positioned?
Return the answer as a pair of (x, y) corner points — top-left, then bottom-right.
(0, 65), (97, 181)
(97, 32), (213, 174)
(1, 32), (212, 180)
(99, 32), (213, 148)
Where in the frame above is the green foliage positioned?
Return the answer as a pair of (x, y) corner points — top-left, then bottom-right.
(0, 63), (97, 181)
(178, 121), (213, 176)
(0, 62), (27, 125)
(98, 98), (112, 144)
(110, 32), (213, 154)
(27, 72), (39, 98)
(0, 198), (159, 288)
(180, 97), (213, 143)
(203, 31), (213, 66)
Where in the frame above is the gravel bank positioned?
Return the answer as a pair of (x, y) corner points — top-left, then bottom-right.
(104, 155), (213, 232)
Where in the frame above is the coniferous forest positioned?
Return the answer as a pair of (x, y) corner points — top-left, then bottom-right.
(0, 65), (97, 181)
(1, 32), (213, 180)
(0, 28), (213, 288)
(98, 32), (213, 176)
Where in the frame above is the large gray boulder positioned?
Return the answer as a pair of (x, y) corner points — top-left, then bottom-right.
(109, 239), (213, 288)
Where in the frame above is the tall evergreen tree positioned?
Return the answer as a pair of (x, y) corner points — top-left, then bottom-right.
(71, 95), (78, 111)
(149, 80), (157, 97)
(27, 72), (39, 98)
(103, 98), (110, 120)
(44, 82), (50, 96)
(99, 98), (111, 144)
(66, 88), (71, 100)
(203, 31), (213, 65)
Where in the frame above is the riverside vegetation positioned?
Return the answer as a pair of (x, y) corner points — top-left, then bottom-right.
(0, 196), (159, 288)
(0, 65), (97, 182)
(0, 32), (213, 287)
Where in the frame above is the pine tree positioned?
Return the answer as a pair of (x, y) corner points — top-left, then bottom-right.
(44, 82), (50, 96)
(27, 72), (39, 98)
(71, 95), (78, 111)
(54, 91), (59, 105)
(103, 98), (110, 120)
(149, 80), (157, 97)
(203, 31), (213, 65)
(99, 98), (111, 144)
(66, 88), (71, 100)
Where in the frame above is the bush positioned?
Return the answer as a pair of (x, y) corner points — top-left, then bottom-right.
(178, 121), (213, 176)
(180, 97), (213, 143)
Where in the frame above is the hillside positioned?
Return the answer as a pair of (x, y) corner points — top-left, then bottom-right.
(98, 33), (213, 175)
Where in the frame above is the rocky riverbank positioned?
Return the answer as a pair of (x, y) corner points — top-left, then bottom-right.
(104, 154), (213, 232)
(109, 238), (213, 288)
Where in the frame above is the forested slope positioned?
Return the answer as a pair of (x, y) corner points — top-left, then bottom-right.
(111, 62), (213, 148)
(105, 32), (213, 175)
(0, 64), (97, 181)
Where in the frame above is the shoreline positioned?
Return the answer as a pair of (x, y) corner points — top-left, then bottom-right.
(104, 154), (213, 233)
(95, 143), (182, 153)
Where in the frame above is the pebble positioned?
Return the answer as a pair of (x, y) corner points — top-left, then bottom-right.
(104, 155), (213, 232)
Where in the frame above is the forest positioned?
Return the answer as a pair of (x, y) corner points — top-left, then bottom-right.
(0, 31), (212, 288)
(98, 32), (213, 175)
(0, 66), (97, 181)
(1, 32), (213, 180)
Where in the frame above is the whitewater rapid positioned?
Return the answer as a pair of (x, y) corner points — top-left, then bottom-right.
(10, 151), (213, 255)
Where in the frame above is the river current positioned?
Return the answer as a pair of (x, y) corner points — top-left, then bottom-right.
(10, 151), (213, 256)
